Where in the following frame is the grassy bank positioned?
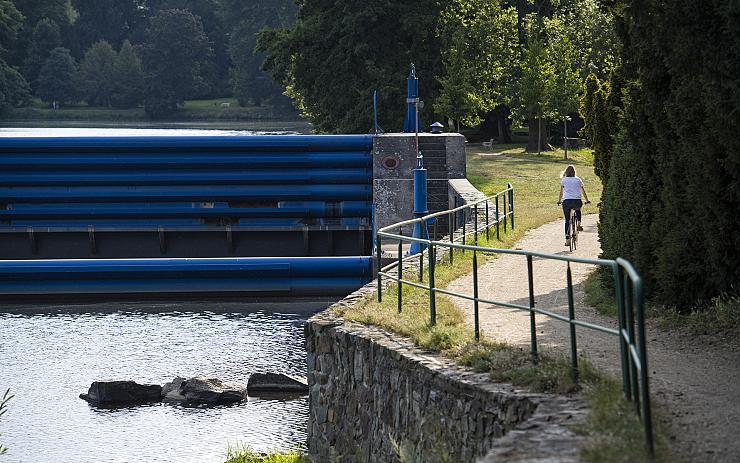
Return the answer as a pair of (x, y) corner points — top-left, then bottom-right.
(337, 144), (668, 462)
(225, 447), (308, 463)
(2, 98), (303, 123)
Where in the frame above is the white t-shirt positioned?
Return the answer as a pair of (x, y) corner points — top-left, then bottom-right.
(561, 176), (583, 200)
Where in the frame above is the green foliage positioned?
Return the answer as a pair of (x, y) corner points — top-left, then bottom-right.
(578, 379), (670, 463)
(225, 446), (308, 463)
(599, 0), (740, 309)
(0, 0), (29, 113)
(110, 40), (144, 108)
(579, 74), (598, 139)
(0, 60), (31, 112)
(21, 18), (61, 91)
(71, 0), (146, 52)
(13, 0), (74, 29)
(79, 40), (116, 106)
(36, 46), (78, 104)
(512, 28), (555, 123)
(545, 20), (582, 118)
(226, 0), (295, 107)
(0, 0), (24, 57)
(141, 8), (213, 118)
(258, 0), (445, 133)
(435, 0), (518, 127)
(0, 388), (13, 455)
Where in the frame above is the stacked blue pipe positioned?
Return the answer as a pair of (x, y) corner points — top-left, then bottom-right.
(0, 257), (372, 297)
(0, 135), (375, 297)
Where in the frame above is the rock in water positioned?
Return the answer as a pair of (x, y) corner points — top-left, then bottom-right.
(247, 373), (309, 395)
(80, 381), (162, 406)
(161, 377), (186, 401)
(164, 377), (247, 405)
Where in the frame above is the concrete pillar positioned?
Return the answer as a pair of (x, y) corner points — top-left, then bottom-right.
(373, 133), (465, 235)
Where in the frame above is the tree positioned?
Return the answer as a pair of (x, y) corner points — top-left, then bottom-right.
(70, 0), (146, 54)
(110, 39), (144, 108)
(0, 61), (31, 112)
(258, 0), (445, 133)
(434, 0), (518, 128)
(36, 46), (78, 105)
(0, 0), (24, 56)
(225, 0), (296, 107)
(0, 0), (30, 113)
(512, 29), (555, 153)
(22, 18), (61, 92)
(545, 23), (582, 121)
(79, 40), (116, 106)
(140, 9), (212, 118)
(10, 0), (74, 67)
(149, 0), (229, 97)
(599, 0), (740, 309)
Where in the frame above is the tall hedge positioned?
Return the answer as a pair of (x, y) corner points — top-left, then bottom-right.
(600, 0), (740, 309)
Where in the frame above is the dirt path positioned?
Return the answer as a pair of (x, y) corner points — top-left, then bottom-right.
(446, 214), (740, 462)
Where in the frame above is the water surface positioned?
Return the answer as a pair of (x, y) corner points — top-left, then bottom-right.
(0, 300), (329, 463)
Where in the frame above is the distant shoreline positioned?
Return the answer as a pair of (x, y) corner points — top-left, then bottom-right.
(0, 98), (311, 132)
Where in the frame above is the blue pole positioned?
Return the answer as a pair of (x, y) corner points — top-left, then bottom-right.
(409, 154), (428, 255)
(403, 64), (420, 133)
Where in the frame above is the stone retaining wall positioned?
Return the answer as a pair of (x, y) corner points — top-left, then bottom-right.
(306, 288), (588, 462)
(306, 176), (589, 462)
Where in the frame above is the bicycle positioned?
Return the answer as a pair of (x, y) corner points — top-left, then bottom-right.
(558, 200), (590, 251)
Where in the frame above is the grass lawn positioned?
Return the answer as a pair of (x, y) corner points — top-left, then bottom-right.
(338, 143), (669, 462)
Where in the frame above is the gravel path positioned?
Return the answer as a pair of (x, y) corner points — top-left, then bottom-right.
(445, 214), (740, 462)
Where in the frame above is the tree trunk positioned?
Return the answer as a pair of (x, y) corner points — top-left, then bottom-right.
(497, 114), (512, 143)
(526, 117), (549, 153)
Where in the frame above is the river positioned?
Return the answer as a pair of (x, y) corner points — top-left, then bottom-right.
(0, 127), (324, 462)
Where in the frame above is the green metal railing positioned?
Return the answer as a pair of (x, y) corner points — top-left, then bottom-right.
(375, 185), (654, 453)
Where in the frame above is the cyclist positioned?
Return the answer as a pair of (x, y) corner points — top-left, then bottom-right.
(557, 165), (590, 247)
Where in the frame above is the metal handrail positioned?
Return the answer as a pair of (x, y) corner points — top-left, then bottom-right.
(374, 185), (654, 453)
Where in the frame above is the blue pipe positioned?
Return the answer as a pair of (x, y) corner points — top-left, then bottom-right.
(0, 152), (372, 169)
(0, 184), (373, 202)
(0, 135), (374, 152)
(409, 155), (429, 254)
(0, 169), (372, 185)
(0, 257), (374, 296)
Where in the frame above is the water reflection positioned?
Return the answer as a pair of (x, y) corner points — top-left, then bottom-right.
(0, 300), (326, 463)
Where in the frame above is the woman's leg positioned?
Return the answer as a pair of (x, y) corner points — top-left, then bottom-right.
(575, 199), (583, 224)
(562, 201), (570, 237)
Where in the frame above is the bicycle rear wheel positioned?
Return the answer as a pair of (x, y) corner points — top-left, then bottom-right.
(569, 210), (578, 251)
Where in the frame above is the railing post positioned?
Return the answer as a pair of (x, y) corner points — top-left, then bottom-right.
(376, 233), (382, 302)
(503, 192), (507, 233)
(462, 209), (466, 252)
(566, 263), (579, 381)
(635, 279), (654, 453)
(448, 211), (454, 265)
(624, 275), (640, 413)
(527, 255), (538, 362)
(614, 265), (631, 399)
(397, 228), (403, 313)
(429, 243), (436, 326)
(495, 195), (500, 240)
(474, 203), (479, 245)
(419, 225), (424, 282)
(473, 249), (480, 341)
(485, 200), (490, 241)
(508, 183), (514, 230)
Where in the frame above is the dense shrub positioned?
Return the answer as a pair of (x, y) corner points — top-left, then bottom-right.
(600, 0), (740, 309)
